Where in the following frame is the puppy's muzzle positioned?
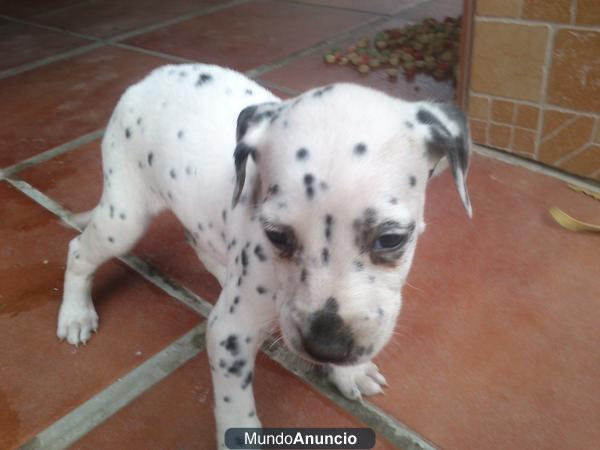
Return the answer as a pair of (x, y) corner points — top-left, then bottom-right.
(301, 310), (354, 364)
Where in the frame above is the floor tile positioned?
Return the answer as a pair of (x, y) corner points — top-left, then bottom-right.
(0, 46), (172, 168)
(296, 0), (425, 15)
(258, 16), (456, 102)
(19, 140), (222, 303)
(71, 351), (396, 449)
(0, 181), (201, 449)
(0, 19), (90, 72)
(392, 0), (463, 21)
(28, 0), (227, 39)
(124, 0), (377, 72)
(0, 0), (85, 18)
(369, 155), (600, 450)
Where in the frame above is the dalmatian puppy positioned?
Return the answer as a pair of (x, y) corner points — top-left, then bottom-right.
(56, 63), (471, 447)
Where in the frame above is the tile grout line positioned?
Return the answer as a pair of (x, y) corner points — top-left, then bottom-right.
(0, 0), (250, 80)
(4, 177), (214, 316)
(109, 42), (196, 64)
(262, 338), (438, 450)
(280, 0), (433, 18)
(476, 15), (600, 31)
(19, 324), (207, 450)
(474, 144), (600, 191)
(245, 15), (390, 79)
(105, 0), (251, 43)
(256, 79), (301, 97)
(278, 0), (394, 17)
(0, 128), (105, 176)
(6, 175), (438, 449)
(0, 42), (104, 80)
(469, 89), (599, 119)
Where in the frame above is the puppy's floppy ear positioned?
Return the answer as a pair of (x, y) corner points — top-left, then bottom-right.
(416, 103), (472, 218)
(232, 102), (280, 207)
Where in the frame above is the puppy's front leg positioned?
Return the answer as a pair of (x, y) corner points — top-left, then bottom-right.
(207, 286), (276, 449)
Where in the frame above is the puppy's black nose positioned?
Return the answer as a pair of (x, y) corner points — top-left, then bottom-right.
(302, 310), (353, 363)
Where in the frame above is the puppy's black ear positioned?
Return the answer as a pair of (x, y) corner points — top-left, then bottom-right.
(417, 103), (472, 218)
(232, 102), (280, 207)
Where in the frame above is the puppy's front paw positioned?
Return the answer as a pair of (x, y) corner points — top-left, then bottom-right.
(57, 299), (98, 346)
(327, 362), (387, 400)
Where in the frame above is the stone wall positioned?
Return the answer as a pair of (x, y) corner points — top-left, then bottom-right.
(467, 0), (599, 181)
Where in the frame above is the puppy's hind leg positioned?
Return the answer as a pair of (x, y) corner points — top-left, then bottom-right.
(57, 164), (160, 345)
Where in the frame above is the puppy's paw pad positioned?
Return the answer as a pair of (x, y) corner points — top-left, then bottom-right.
(57, 302), (98, 346)
(327, 362), (386, 400)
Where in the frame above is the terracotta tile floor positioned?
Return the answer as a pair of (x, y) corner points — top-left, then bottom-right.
(2, 1), (599, 449)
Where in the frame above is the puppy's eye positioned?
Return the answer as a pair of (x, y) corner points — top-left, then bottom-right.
(373, 232), (409, 251)
(264, 226), (296, 257)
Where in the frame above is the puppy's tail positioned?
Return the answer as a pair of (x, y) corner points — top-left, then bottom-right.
(61, 209), (94, 231)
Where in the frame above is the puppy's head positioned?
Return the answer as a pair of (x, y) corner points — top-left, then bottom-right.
(233, 84), (471, 365)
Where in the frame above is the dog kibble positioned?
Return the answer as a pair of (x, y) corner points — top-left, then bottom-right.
(323, 16), (461, 83)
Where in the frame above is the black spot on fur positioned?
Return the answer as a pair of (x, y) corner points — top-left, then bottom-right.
(389, 197), (398, 205)
(177, 130), (184, 139)
(196, 73), (213, 86)
(241, 249), (248, 268)
(241, 371), (253, 389)
(353, 260), (364, 271)
(405, 121), (414, 129)
(254, 245), (267, 262)
(219, 359), (226, 368)
(220, 334), (240, 356)
(170, 168), (177, 179)
(119, 213), (126, 220)
(354, 142), (367, 155)
(300, 268), (308, 283)
(303, 174), (314, 186)
(223, 396), (230, 403)
(186, 165), (193, 175)
(267, 184), (279, 197)
(222, 209), (227, 222)
(228, 359), (246, 376)
(109, 204), (115, 219)
(313, 85), (334, 97)
(296, 148), (309, 160)
(137, 117), (142, 125)
(245, 89), (253, 95)
(147, 152), (154, 166)
(197, 223), (204, 232)
(409, 175), (417, 187)
(321, 248), (329, 264)
(248, 411), (255, 418)
(108, 236), (114, 243)
(125, 128), (132, 139)
(256, 286), (267, 294)
(325, 214), (333, 240)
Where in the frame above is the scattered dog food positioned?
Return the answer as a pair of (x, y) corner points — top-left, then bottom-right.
(324, 16), (462, 83)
